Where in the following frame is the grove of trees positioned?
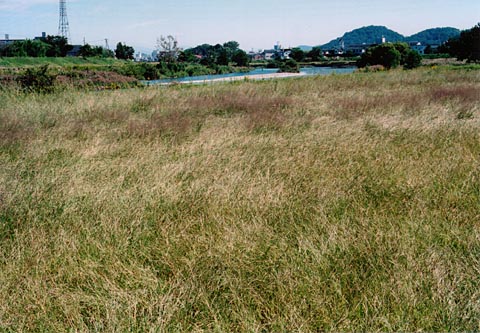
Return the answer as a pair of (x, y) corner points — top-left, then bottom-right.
(177, 41), (249, 67)
(357, 42), (422, 69)
(78, 44), (114, 58)
(0, 35), (72, 57)
(440, 23), (480, 62)
(115, 42), (135, 60)
(0, 35), (134, 60)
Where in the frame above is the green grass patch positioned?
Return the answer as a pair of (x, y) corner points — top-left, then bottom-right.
(0, 56), (127, 68)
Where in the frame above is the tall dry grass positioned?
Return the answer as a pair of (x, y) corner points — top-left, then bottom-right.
(0, 66), (479, 332)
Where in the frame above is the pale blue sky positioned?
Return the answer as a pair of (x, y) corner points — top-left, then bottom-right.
(0, 0), (479, 52)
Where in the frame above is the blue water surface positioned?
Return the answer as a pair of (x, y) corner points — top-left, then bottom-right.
(143, 66), (356, 85)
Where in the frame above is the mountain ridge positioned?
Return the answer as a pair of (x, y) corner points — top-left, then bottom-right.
(303, 26), (460, 50)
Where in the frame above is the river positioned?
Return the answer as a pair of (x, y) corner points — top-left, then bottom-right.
(143, 66), (357, 85)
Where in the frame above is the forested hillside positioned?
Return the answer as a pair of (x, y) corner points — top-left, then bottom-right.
(406, 27), (460, 45)
(320, 25), (460, 49)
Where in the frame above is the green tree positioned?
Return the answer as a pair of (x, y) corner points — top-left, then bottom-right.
(42, 35), (72, 57)
(223, 41), (240, 62)
(403, 49), (423, 69)
(307, 46), (323, 61)
(277, 59), (299, 73)
(290, 48), (306, 62)
(442, 23), (480, 62)
(78, 44), (113, 58)
(78, 44), (95, 57)
(358, 43), (401, 69)
(115, 42), (135, 60)
(27, 40), (50, 57)
(5, 41), (28, 57)
(102, 48), (115, 58)
(232, 49), (249, 66)
(392, 42), (410, 63)
(178, 49), (198, 63)
(217, 47), (229, 66)
(1, 40), (51, 57)
(223, 41), (240, 51)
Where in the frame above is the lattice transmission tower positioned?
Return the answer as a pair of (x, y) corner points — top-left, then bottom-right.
(58, 0), (70, 41)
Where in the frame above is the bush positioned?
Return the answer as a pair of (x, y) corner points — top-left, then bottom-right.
(277, 59), (299, 73)
(404, 50), (423, 69)
(17, 65), (56, 93)
(358, 44), (401, 69)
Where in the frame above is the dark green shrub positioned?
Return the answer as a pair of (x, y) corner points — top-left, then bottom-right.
(278, 59), (299, 73)
(358, 44), (401, 69)
(17, 65), (56, 93)
(404, 49), (423, 69)
(139, 63), (160, 80)
(266, 61), (278, 69)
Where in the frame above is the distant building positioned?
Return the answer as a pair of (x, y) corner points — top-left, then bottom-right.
(1, 32), (50, 47)
(134, 52), (155, 62)
(344, 43), (372, 56)
(263, 49), (276, 60)
(0, 34), (24, 47)
(67, 45), (82, 57)
(248, 51), (264, 61)
(281, 48), (292, 59)
(34, 32), (47, 41)
(260, 43), (293, 61)
(408, 41), (427, 55)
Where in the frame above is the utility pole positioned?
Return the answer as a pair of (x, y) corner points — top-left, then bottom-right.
(58, 0), (70, 41)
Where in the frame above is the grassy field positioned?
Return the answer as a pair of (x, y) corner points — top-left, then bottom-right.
(0, 66), (479, 332)
(0, 57), (127, 68)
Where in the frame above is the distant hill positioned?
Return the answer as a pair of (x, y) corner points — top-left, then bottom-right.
(321, 26), (404, 50)
(406, 27), (460, 45)
(320, 25), (460, 50)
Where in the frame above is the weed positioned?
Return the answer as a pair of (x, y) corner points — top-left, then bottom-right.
(17, 65), (56, 93)
(456, 109), (474, 120)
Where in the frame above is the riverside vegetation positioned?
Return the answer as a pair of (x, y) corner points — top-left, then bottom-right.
(0, 65), (479, 331)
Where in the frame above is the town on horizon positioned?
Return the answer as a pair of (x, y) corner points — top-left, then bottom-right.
(0, 24), (465, 63)
(1, 0), (478, 53)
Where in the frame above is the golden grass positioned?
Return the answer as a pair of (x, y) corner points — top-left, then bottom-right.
(0, 66), (479, 332)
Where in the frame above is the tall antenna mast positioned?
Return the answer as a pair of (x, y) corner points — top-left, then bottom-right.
(58, 0), (70, 41)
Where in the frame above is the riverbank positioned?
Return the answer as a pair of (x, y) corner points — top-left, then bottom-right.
(250, 60), (358, 68)
(143, 66), (357, 85)
(146, 71), (305, 85)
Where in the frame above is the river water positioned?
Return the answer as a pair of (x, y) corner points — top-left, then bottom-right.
(143, 66), (356, 85)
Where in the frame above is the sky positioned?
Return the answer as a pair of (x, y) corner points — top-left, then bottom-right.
(0, 0), (479, 52)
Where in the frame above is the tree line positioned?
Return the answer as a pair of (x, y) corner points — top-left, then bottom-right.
(0, 35), (135, 60)
(161, 38), (250, 67)
(356, 23), (479, 69)
(2, 23), (477, 68)
(438, 23), (479, 63)
(0, 36), (72, 57)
